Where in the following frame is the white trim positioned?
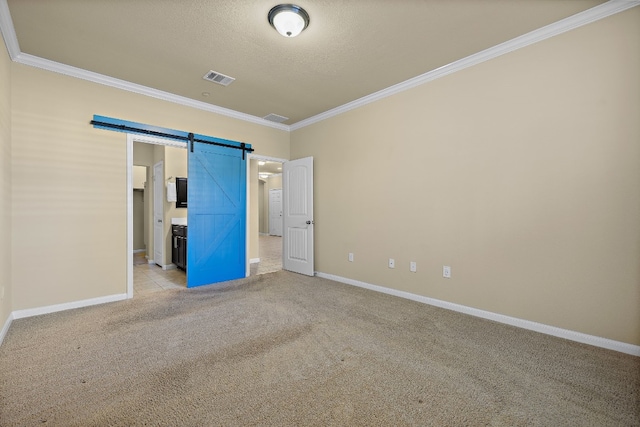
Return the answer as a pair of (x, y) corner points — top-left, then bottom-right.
(11, 293), (128, 320)
(290, 0), (640, 131)
(0, 312), (13, 346)
(250, 258), (261, 264)
(163, 264), (177, 271)
(130, 133), (186, 149)
(316, 272), (640, 357)
(12, 51), (289, 132)
(1, 0), (636, 131)
(0, 0), (19, 59)
(133, 249), (145, 254)
(126, 136), (134, 299)
(248, 154), (288, 165)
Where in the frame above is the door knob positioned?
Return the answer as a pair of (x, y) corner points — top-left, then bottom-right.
(306, 220), (314, 225)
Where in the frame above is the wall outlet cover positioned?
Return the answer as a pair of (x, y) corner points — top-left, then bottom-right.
(388, 258), (395, 268)
(443, 265), (451, 278)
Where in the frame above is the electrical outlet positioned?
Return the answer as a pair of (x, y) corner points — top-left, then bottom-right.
(410, 262), (417, 273)
(388, 258), (395, 269)
(348, 253), (354, 262)
(443, 265), (451, 278)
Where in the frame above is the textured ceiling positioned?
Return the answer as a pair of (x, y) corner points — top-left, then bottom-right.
(6, 0), (607, 125)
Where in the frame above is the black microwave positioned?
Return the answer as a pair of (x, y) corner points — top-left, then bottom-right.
(176, 177), (187, 208)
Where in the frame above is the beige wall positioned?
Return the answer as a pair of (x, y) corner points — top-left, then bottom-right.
(0, 31), (12, 327)
(132, 165), (146, 189)
(132, 190), (145, 251)
(291, 9), (640, 345)
(11, 62), (289, 311)
(267, 174), (282, 190)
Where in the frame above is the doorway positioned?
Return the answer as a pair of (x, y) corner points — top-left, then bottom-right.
(127, 134), (188, 297)
(127, 138), (308, 296)
(250, 156), (285, 276)
(132, 165), (147, 258)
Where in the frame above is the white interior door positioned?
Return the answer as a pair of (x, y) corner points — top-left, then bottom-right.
(283, 157), (314, 276)
(269, 189), (283, 236)
(153, 161), (164, 266)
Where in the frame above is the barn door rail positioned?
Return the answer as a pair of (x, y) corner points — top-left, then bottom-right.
(90, 115), (253, 159)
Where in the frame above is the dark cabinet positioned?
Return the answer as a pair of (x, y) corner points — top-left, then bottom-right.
(172, 225), (187, 270)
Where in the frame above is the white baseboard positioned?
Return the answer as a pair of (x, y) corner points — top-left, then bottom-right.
(316, 272), (640, 357)
(163, 264), (177, 271)
(250, 258), (260, 264)
(11, 293), (128, 320)
(133, 249), (145, 254)
(0, 312), (14, 346)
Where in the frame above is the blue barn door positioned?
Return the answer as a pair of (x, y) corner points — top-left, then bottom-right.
(187, 139), (246, 287)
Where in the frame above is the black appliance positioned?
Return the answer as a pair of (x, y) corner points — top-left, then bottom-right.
(176, 177), (187, 208)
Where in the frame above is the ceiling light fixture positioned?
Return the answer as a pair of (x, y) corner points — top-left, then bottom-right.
(268, 4), (310, 38)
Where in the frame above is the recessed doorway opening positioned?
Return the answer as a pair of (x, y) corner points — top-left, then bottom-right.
(249, 156), (286, 276)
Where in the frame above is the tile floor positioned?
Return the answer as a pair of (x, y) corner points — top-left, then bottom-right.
(133, 235), (283, 296)
(133, 254), (186, 296)
(250, 235), (283, 276)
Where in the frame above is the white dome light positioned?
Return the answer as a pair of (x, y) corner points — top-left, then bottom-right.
(268, 4), (310, 38)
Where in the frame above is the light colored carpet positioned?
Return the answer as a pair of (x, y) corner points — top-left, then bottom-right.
(1, 271), (638, 426)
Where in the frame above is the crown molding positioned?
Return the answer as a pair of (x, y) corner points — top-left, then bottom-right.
(290, 0), (640, 131)
(1, 0), (637, 133)
(0, 0), (19, 59)
(0, 0), (288, 130)
(13, 52), (290, 131)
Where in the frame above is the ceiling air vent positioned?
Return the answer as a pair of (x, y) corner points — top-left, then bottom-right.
(202, 70), (235, 86)
(263, 113), (289, 123)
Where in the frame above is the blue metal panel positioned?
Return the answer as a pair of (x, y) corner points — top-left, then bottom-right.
(187, 140), (246, 287)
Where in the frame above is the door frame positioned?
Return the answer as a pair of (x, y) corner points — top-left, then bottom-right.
(126, 133), (186, 298)
(246, 154), (287, 277)
(127, 142), (286, 296)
